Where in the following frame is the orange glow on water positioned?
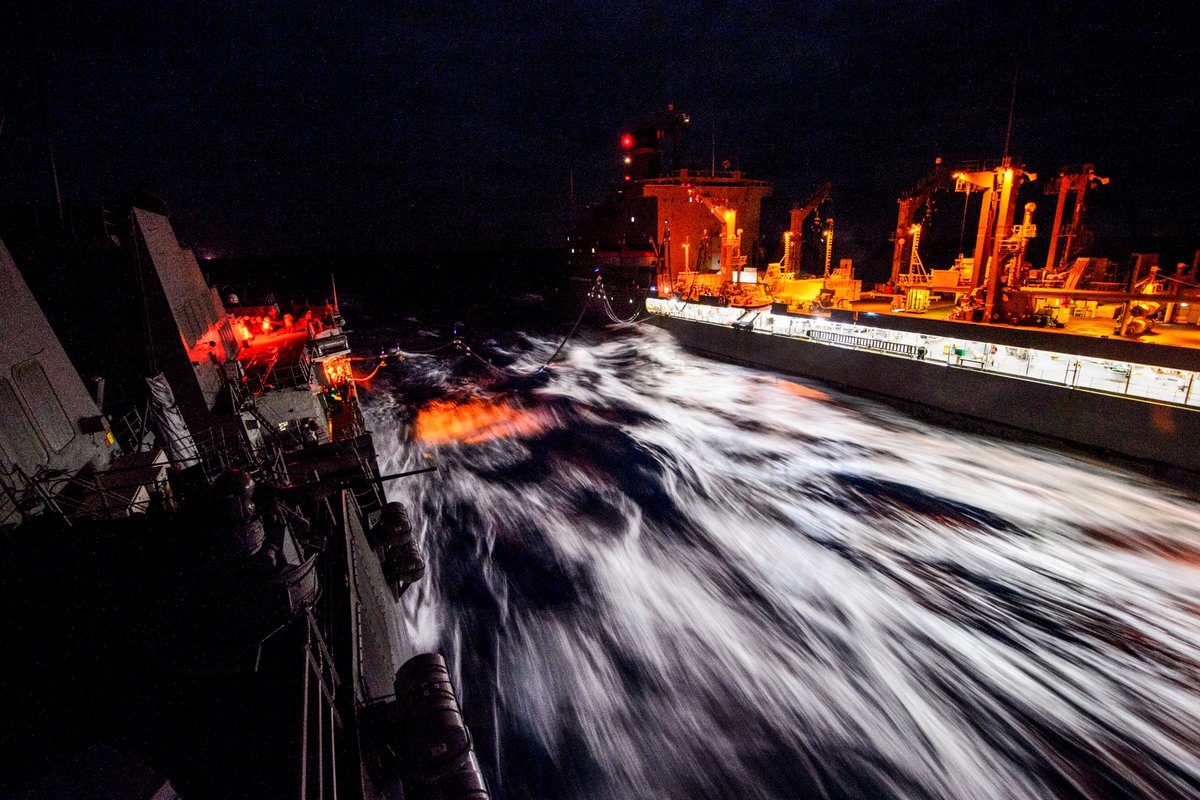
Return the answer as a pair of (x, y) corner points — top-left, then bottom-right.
(1085, 527), (1200, 569)
(415, 398), (550, 445)
(772, 379), (830, 402)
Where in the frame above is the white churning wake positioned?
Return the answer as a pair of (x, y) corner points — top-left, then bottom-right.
(364, 323), (1200, 800)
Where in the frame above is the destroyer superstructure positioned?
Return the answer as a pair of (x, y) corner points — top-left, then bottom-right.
(0, 201), (489, 798)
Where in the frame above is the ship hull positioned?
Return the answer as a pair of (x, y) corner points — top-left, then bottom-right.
(648, 313), (1200, 476)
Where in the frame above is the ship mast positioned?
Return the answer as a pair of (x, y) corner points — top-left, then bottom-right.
(31, 10), (65, 228)
(1002, 67), (1018, 163)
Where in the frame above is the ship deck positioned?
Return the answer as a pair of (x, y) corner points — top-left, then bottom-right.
(236, 326), (313, 392)
(843, 296), (1200, 350)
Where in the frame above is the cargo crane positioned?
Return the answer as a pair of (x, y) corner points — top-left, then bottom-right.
(890, 159), (953, 285)
(1043, 164), (1109, 274)
(668, 185), (769, 306)
(686, 187), (744, 285)
(759, 182), (858, 310)
(782, 181), (832, 276)
(952, 159), (1036, 322)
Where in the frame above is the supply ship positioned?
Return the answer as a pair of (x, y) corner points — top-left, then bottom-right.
(580, 109), (1200, 475)
(0, 198), (490, 798)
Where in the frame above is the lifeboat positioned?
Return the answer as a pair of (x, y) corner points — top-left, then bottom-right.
(370, 501), (426, 598)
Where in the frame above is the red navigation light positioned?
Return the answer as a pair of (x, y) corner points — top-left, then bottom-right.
(620, 133), (634, 149)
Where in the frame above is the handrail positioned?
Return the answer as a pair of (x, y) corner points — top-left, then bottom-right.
(647, 299), (1200, 411)
(0, 461), (175, 527)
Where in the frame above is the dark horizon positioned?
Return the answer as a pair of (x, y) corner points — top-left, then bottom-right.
(2, 2), (1197, 266)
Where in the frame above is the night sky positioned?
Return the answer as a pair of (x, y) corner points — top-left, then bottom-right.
(2, 1), (1197, 268)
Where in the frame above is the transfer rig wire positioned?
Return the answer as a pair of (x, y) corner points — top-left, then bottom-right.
(390, 275), (646, 378)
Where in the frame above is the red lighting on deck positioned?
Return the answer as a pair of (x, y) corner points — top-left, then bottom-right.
(324, 360), (350, 384)
(620, 133), (634, 149)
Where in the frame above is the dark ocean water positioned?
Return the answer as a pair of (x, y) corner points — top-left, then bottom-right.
(350, 290), (1200, 800)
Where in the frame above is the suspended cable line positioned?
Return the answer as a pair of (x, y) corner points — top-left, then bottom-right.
(377, 273), (652, 378)
(455, 278), (597, 377)
(390, 340), (461, 357)
(594, 276), (649, 325)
